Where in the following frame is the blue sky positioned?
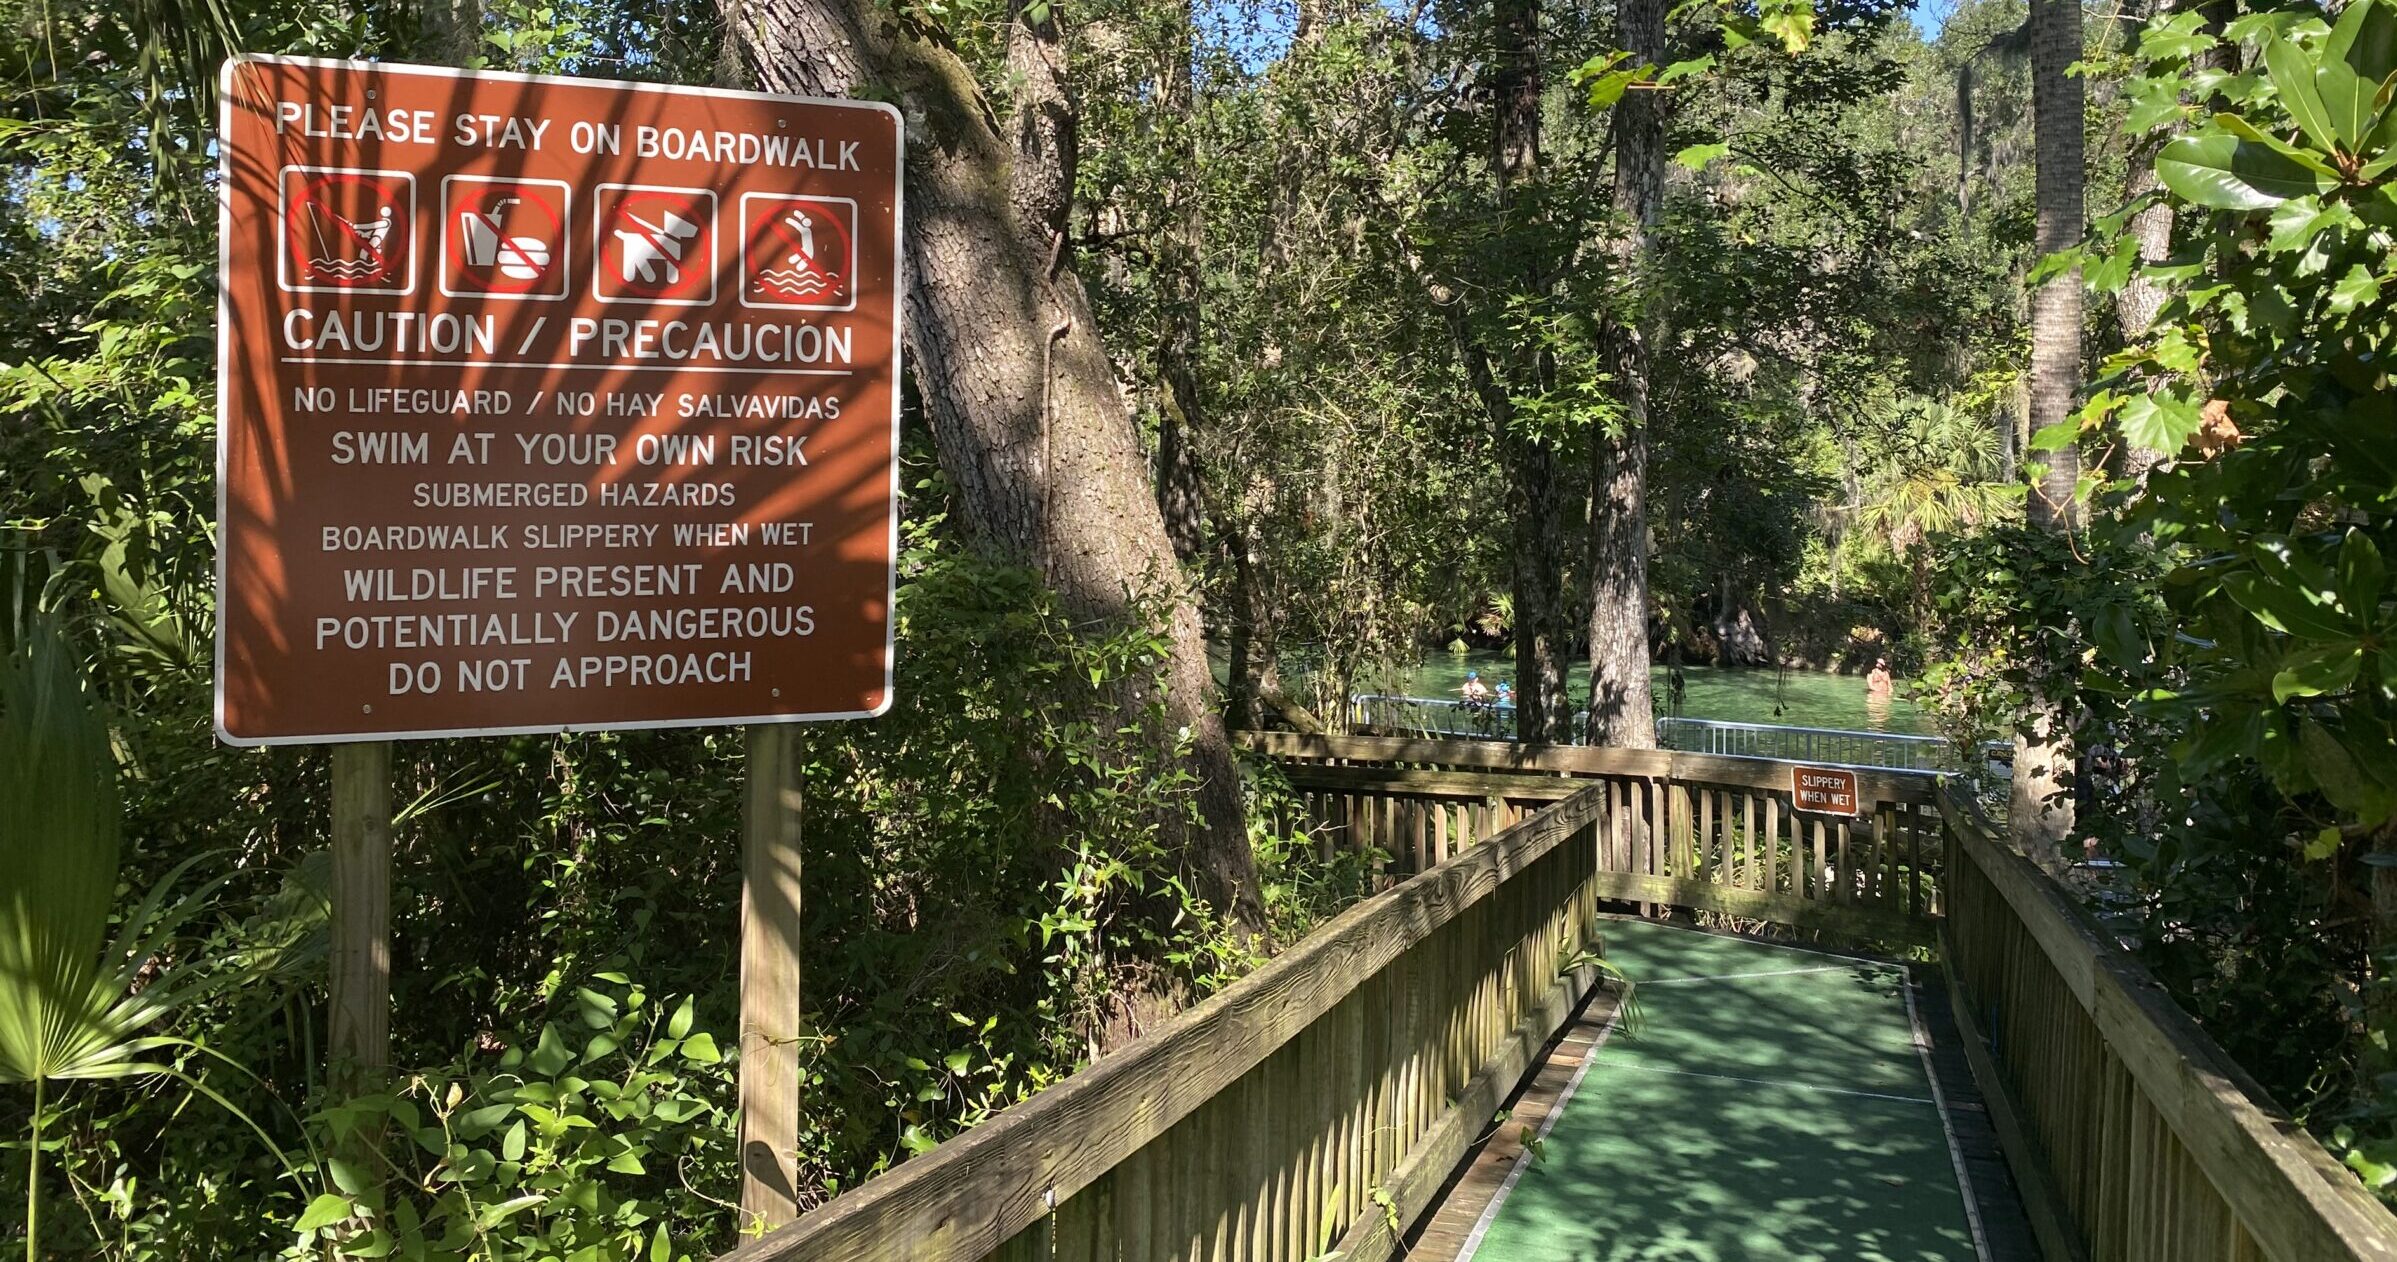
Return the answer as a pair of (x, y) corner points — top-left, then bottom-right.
(1201, 0), (1954, 71)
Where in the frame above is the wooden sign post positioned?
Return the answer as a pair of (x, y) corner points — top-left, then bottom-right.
(214, 56), (902, 1219)
(740, 725), (805, 1226)
(328, 741), (393, 1092)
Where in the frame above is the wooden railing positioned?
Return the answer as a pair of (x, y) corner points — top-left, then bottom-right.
(722, 771), (1616, 1262)
(1939, 782), (2397, 1262)
(1247, 731), (1942, 945)
(719, 736), (2397, 1262)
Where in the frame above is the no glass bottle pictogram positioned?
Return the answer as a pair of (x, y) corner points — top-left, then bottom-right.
(441, 176), (570, 299)
(280, 166), (415, 294)
(739, 194), (857, 311)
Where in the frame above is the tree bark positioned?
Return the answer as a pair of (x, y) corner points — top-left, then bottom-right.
(1154, 0), (1210, 568)
(2014, 0), (2083, 866)
(725, 0), (1263, 934)
(1492, 0), (1572, 746)
(1587, 0), (1664, 751)
(418, 0), (483, 65)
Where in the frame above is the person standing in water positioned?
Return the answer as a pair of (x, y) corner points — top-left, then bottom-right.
(1460, 670), (1492, 704)
(1865, 657), (1893, 696)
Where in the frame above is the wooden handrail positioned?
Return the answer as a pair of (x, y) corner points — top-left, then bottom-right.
(1939, 782), (2397, 1261)
(720, 782), (1614, 1261)
(1252, 730), (1943, 942)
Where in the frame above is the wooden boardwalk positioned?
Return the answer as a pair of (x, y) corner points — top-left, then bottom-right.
(1406, 918), (2037, 1262)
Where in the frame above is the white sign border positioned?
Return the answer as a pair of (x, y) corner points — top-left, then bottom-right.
(215, 53), (904, 746)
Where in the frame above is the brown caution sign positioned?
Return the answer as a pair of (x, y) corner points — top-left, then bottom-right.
(215, 56), (901, 743)
(1790, 765), (1862, 815)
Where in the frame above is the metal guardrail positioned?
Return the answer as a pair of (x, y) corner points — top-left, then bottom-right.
(1347, 693), (1540, 741)
(1655, 717), (2010, 775)
(1348, 694), (2009, 777)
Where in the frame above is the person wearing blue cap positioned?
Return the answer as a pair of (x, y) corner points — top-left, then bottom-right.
(1460, 670), (1493, 703)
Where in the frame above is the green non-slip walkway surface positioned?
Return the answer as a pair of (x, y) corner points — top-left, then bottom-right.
(1465, 920), (1982, 1262)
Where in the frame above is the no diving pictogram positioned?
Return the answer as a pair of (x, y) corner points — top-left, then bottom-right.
(740, 194), (857, 311)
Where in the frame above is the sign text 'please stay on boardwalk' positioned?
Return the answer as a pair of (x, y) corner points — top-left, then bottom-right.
(215, 56), (901, 743)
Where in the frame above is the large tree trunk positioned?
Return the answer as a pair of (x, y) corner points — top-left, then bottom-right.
(1492, 0), (1573, 746)
(1153, 0), (1210, 568)
(2014, 0), (2083, 868)
(725, 0), (1263, 935)
(1586, 0), (1663, 751)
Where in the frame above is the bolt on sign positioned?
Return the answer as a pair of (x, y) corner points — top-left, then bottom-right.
(215, 56), (901, 743)
(1790, 765), (1863, 816)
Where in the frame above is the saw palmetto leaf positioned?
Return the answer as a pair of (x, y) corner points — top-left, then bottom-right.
(1, 620), (292, 1257)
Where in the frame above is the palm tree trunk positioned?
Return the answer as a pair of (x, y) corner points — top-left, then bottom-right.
(2013, 0), (2083, 869)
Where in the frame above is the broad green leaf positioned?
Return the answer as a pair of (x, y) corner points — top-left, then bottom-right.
(1760, 0), (1814, 52)
(2138, 11), (2217, 63)
(2265, 35), (2346, 153)
(2085, 232), (2141, 292)
(666, 994), (694, 1040)
(296, 1193), (354, 1232)
(2217, 112), (2345, 176)
(2326, 0), (2397, 90)
(2157, 131), (2333, 209)
(2332, 263), (2384, 312)
(327, 1156), (372, 1197)
(2339, 530), (2387, 620)
(2300, 720), (2380, 815)
(2305, 827), (2345, 861)
(1674, 142), (1730, 171)
(1572, 50), (1629, 81)
(2265, 196), (2353, 254)
(454, 1102), (514, 1140)
(2118, 391), (2205, 453)
(1582, 68), (1649, 109)
(2312, 49), (2379, 149)
(2029, 419), (2081, 453)
(2223, 573), (2346, 639)
(528, 1025), (573, 1076)
(1657, 55), (1715, 85)
(680, 1031), (721, 1063)
(2273, 642), (2364, 701)
(2125, 78), (2189, 134)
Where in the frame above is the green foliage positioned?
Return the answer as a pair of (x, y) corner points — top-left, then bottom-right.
(2082, 0), (2397, 826)
(1, 619), (295, 1259)
(296, 982), (734, 1262)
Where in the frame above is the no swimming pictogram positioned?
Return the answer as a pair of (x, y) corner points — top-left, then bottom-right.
(740, 194), (857, 311)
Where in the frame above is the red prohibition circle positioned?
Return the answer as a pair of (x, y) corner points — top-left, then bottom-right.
(446, 184), (564, 295)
